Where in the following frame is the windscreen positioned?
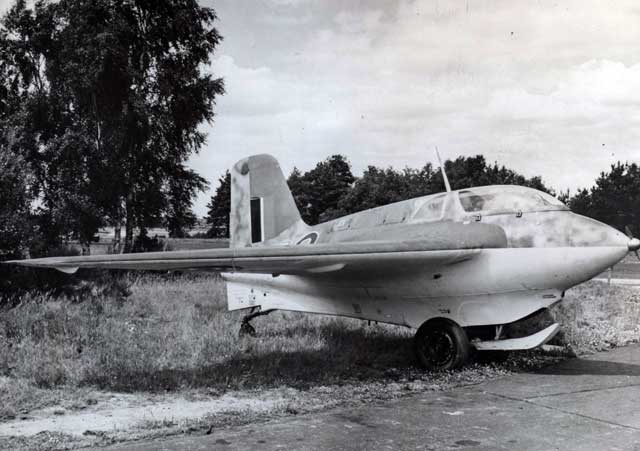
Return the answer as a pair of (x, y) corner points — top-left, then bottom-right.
(413, 194), (446, 221)
(458, 186), (567, 214)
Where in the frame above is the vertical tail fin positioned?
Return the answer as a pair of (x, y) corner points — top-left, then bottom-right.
(230, 154), (302, 247)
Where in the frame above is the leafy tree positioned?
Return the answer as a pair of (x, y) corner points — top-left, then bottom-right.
(565, 163), (640, 234)
(438, 156), (553, 193)
(206, 171), (231, 238)
(337, 166), (417, 215)
(289, 155), (355, 224)
(287, 167), (313, 220)
(165, 167), (208, 238)
(337, 155), (554, 216)
(563, 188), (591, 217)
(0, 0), (224, 253)
(0, 146), (33, 259)
(401, 165), (438, 199)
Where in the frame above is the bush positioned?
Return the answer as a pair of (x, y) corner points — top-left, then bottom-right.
(0, 266), (131, 308)
(131, 233), (162, 253)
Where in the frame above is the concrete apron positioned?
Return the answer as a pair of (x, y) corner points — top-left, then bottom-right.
(105, 345), (640, 451)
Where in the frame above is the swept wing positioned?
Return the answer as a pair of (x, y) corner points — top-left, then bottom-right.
(7, 240), (483, 275)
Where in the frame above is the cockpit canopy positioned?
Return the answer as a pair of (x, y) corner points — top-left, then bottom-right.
(410, 185), (567, 224)
(458, 186), (567, 214)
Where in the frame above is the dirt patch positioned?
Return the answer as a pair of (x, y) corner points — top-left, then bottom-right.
(0, 356), (562, 450)
(0, 391), (286, 438)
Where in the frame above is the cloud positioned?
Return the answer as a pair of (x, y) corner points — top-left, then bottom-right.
(559, 60), (640, 106)
(334, 9), (385, 34)
(0, 0), (17, 14)
(6, 0), (639, 216)
(194, 19), (640, 212)
(135, 1), (640, 214)
(265, 0), (315, 6)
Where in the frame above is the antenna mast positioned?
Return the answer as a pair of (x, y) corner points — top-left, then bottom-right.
(435, 147), (451, 193)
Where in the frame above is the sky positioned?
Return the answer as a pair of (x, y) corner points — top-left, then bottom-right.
(3, 0), (640, 216)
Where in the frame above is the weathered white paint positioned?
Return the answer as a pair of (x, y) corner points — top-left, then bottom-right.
(474, 323), (561, 351)
(9, 154), (635, 351)
(225, 246), (627, 328)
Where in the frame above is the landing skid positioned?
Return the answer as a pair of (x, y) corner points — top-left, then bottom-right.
(474, 323), (560, 351)
(239, 307), (275, 337)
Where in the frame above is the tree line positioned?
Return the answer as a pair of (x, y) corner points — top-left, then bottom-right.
(0, 0), (223, 260)
(560, 162), (640, 235)
(206, 154), (554, 236)
(206, 155), (640, 238)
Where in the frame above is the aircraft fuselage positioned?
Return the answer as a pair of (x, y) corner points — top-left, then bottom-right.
(225, 185), (630, 330)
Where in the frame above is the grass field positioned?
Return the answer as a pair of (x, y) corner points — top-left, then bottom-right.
(0, 273), (639, 449)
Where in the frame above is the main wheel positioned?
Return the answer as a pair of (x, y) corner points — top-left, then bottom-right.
(414, 318), (471, 371)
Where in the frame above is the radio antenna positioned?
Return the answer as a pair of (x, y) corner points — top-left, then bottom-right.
(435, 147), (451, 193)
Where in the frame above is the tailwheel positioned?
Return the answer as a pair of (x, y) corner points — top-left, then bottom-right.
(414, 318), (471, 371)
(238, 307), (275, 337)
(239, 321), (257, 337)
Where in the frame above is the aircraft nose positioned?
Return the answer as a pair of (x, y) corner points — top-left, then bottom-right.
(568, 214), (629, 248)
(629, 238), (640, 252)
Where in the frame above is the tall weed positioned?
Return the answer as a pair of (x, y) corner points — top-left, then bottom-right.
(1, 275), (638, 396)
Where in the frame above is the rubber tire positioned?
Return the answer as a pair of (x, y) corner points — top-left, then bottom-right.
(414, 318), (471, 371)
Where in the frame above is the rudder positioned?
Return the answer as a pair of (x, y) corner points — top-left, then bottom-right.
(230, 154), (302, 247)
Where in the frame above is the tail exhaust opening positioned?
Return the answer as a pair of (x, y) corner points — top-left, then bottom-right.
(230, 154), (303, 247)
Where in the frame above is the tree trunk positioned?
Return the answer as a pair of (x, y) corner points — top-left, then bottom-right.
(113, 222), (122, 254)
(124, 197), (134, 253)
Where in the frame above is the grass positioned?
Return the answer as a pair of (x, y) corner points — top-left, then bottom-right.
(554, 281), (640, 353)
(0, 273), (639, 444)
(0, 272), (421, 419)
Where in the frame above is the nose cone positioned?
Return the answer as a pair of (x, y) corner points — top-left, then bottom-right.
(629, 238), (640, 252)
(568, 214), (629, 248)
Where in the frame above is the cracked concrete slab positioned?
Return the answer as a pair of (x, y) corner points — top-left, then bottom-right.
(96, 345), (640, 451)
(528, 385), (640, 430)
(482, 345), (640, 400)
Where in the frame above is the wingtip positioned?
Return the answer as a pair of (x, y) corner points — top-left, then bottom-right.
(3, 259), (36, 266)
(1, 259), (79, 274)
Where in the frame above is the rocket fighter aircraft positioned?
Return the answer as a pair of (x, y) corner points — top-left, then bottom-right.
(9, 154), (640, 370)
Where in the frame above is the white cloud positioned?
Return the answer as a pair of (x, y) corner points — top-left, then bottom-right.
(170, 1), (640, 214)
(7, 0), (639, 215)
(194, 12), (640, 212)
(334, 9), (385, 34)
(559, 60), (640, 106)
(265, 0), (316, 6)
